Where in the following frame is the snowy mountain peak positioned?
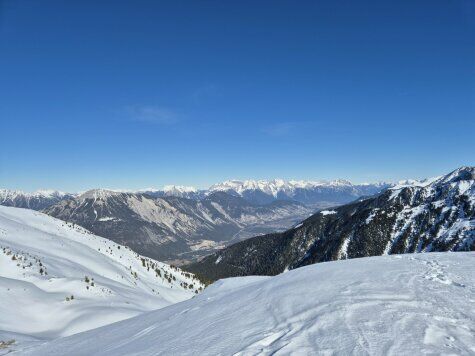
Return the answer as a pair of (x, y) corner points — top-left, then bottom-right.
(0, 189), (23, 200)
(439, 166), (475, 184)
(78, 189), (125, 200)
(163, 185), (197, 193)
(389, 166), (475, 193)
(209, 178), (389, 204)
(210, 179), (316, 196)
(0, 189), (73, 210)
(0, 189), (67, 199)
(209, 178), (374, 194)
(32, 189), (66, 198)
(328, 178), (352, 186)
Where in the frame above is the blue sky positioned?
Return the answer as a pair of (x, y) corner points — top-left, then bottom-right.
(1, 0), (474, 191)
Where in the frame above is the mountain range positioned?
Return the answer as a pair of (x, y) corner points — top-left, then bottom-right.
(186, 166), (475, 283)
(0, 189), (73, 210)
(0, 168), (473, 354)
(43, 190), (313, 263)
(1, 179), (389, 263)
(209, 179), (390, 206)
(0, 179), (390, 210)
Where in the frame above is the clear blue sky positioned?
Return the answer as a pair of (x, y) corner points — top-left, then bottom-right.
(1, 0), (474, 192)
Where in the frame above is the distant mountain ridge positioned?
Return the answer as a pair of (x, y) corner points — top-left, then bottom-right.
(0, 189), (74, 210)
(138, 186), (207, 200)
(0, 178), (390, 209)
(186, 167), (475, 283)
(0, 178), (397, 263)
(209, 179), (391, 206)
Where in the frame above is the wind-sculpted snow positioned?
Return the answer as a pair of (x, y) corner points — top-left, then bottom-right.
(17, 253), (475, 355)
(0, 206), (203, 349)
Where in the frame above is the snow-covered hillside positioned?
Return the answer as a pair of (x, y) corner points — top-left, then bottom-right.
(16, 252), (475, 355)
(0, 206), (202, 345)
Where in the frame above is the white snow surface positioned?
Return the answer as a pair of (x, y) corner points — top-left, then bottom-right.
(0, 206), (202, 344)
(162, 185), (197, 193)
(16, 252), (475, 355)
(320, 210), (337, 215)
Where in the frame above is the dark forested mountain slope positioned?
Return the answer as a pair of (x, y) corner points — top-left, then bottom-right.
(186, 167), (475, 283)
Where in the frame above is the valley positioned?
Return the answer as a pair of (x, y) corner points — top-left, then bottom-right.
(0, 168), (473, 355)
(1, 179), (387, 264)
(186, 167), (475, 283)
(3, 2), (472, 353)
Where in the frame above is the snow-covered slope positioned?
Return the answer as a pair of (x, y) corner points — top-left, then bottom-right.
(0, 206), (202, 343)
(17, 253), (475, 355)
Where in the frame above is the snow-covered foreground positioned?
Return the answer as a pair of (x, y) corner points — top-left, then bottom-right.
(19, 252), (474, 355)
(0, 206), (202, 351)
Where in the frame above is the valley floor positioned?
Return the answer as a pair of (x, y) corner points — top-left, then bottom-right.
(11, 252), (475, 355)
